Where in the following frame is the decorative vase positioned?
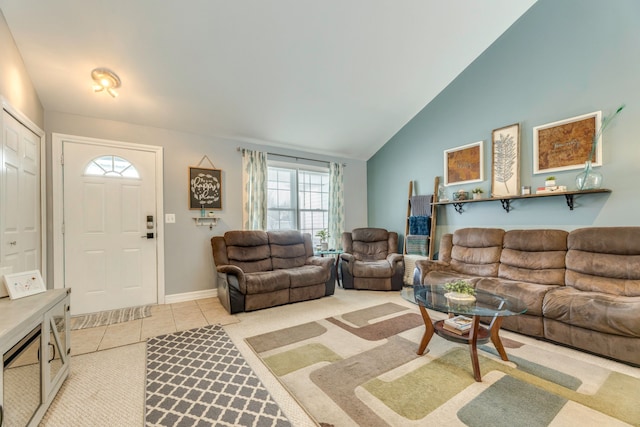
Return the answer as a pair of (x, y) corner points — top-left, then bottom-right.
(575, 161), (602, 190)
(321, 242), (329, 251)
(444, 292), (476, 305)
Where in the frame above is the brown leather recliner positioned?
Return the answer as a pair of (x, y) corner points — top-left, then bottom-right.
(339, 228), (404, 291)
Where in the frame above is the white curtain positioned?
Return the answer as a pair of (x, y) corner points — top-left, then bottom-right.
(241, 149), (267, 230)
(328, 162), (345, 250)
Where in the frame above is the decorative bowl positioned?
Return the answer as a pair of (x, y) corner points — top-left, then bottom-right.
(444, 292), (476, 305)
(452, 191), (469, 201)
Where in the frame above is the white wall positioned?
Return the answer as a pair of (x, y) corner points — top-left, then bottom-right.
(44, 111), (368, 298)
(0, 11), (43, 126)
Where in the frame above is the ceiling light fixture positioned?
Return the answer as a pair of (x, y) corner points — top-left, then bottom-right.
(91, 68), (121, 98)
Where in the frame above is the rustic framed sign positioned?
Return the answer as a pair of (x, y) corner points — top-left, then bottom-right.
(444, 141), (484, 186)
(533, 111), (601, 174)
(491, 123), (520, 197)
(189, 167), (222, 210)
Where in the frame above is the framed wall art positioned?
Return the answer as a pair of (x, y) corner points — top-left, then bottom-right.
(533, 111), (601, 174)
(491, 123), (520, 197)
(3, 270), (46, 300)
(444, 141), (484, 186)
(189, 167), (222, 210)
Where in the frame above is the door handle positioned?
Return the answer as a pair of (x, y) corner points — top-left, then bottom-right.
(141, 233), (154, 239)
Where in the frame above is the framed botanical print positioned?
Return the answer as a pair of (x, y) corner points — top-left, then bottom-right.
(491, 123), (520, 197)
(444, 141), (484, 186)
(533, 111), (601, 174)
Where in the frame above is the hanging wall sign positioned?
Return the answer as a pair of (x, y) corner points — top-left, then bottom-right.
(189, 167), (222, 210)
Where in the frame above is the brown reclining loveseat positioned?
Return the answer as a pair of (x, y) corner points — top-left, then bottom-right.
(212, 230), (336, 314)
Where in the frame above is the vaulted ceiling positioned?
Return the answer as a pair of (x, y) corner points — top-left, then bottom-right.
(0, 0), (536, 160)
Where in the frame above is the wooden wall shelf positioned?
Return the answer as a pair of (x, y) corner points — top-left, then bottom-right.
(433, 189), (612, 214)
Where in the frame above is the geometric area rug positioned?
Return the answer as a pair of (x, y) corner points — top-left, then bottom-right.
(145, 325), (291, 427)
(246, 302), (640, 427)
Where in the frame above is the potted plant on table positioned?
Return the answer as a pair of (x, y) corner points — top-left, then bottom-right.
(316, 229), (330, 251)
(471, 188), (484, 200)
(443, 279), (476, 304)
(545, 176), (556, 187)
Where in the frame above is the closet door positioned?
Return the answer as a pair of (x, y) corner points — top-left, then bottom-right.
(1, 110), (41, 274)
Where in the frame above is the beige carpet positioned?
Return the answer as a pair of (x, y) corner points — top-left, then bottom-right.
(40, 343), (146, 426)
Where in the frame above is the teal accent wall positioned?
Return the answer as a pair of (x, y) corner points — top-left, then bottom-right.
(368, 0), (640, 250)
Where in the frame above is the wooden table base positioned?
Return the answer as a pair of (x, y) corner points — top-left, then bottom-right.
(417, 304), (509, 382)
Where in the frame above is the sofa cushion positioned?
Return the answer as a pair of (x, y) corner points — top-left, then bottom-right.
(499, 229), (567, 286)
(476, 277), (558, 317)
(353, 260), (395, 278)
(350, 228), (395, 261)
(224, 230), (273, 273)
(287, 265), (331, 288)
(543, 286), (640, 337)
(244, 270), (290, 294)
(566, 227), (640, 296)
(450, 228), (505, 277)
(269, 230), (308, 269)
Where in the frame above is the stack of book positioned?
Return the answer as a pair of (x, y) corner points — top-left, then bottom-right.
(443, 315), (473, 335)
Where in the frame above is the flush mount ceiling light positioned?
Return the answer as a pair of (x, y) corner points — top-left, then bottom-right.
(91, 67), (121, 98)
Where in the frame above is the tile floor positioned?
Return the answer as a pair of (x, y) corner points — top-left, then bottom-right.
(70, 298), (239, 356)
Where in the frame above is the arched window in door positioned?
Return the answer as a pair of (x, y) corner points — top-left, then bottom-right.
(84, 155), (140, 178)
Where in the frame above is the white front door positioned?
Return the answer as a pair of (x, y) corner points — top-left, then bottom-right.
(63, 140), (159, 314)
(1, 110), (41, 274)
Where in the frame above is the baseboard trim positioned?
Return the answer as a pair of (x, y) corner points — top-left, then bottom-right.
(165, 288), (217, 304)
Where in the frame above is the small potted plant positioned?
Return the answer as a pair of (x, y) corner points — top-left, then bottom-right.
(315, 229), (330, 251)
(545, 176), (556, 187)
(471, 187), (484, 200)
(443, 279), (476, 304)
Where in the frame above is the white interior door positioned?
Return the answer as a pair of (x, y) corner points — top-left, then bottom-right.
(63, 141), (158, 314)
(1, 110), (41, 277)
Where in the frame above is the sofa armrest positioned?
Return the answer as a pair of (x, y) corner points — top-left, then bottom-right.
(387, 253), (403, 264)
(414, 259), (450, 285)
(216, 264), (246, 294)
(306, 256), (335, 270)
(340, 252), (355, 269)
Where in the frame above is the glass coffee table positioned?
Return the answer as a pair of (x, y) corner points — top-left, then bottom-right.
(410, 285), (527, 382)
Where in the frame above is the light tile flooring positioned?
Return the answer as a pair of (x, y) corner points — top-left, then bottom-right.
(70, 298), (239, 356)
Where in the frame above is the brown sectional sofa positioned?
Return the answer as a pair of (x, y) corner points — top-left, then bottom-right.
(415, 227), (640, 366)
(211, 230), (336, 314)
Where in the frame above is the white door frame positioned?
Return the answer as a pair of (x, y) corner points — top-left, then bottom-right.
(51, 133), (165, 304)
(1, 97), (47, 279)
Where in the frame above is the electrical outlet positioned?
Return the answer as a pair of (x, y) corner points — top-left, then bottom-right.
(165, 213), (176, 223)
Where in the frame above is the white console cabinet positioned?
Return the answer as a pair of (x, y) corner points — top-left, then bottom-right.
(0, 289), (71, 426)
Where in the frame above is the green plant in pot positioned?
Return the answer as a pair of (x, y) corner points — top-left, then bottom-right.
(471, 187), (484, 200)
(443, 279), (476, 304)
(315, 229), (330, 251)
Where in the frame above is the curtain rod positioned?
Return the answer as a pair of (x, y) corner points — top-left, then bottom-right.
(236, 147), (346, 167)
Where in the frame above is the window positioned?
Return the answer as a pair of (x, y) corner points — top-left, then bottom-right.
(84, 155), (139, 178)
(267, 164), (329, 243)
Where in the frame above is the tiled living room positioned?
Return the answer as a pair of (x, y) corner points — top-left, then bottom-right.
(1, 0), (639, 426)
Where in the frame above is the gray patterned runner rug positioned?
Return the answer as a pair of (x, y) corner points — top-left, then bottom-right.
(71, 305), (152, 330)
(145, 324), (291, 427)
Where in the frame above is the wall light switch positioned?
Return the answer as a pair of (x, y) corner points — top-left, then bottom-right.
(165, 214), (176, 223)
